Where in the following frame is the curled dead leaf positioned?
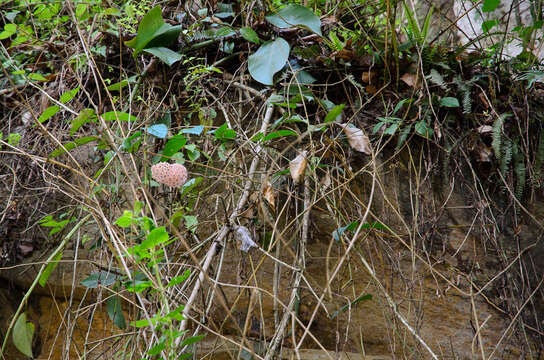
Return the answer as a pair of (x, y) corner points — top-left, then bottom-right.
(289, 151), (308, 184)
(401, 72), (419, 88)
(361, 71), (376, 84)
(477, 125), (493, 134)
(263, 181), (276, 210)
(339, 123), (371, 154)
(233, 226), (258, 252)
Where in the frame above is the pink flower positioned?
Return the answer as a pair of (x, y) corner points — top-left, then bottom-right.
(151, 162), (188, 187)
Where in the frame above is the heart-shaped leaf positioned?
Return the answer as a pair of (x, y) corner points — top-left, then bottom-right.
(125, 6), (182, 54)
(248, 38), (290, 85)
(266, 4), (322, 35)
(13, 313), (34, 358)
(240, 27), (260, 44)
(143, 47), (182, 66)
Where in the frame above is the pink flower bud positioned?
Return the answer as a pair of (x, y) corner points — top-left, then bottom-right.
(151, 162), (188, 187)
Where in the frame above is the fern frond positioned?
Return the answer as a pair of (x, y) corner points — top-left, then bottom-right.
(500, 138), (512, 177)
(512, 142), (526, 201)
(428, 69), (448, 90)
(492, 113), (512, 162)
(534, 131), (544, 187)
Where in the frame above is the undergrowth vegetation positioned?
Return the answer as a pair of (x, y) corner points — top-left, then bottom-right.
(1, 0), (543, 358)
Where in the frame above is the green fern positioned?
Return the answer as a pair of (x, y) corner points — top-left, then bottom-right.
(500, 138), (513, 178)
(534, 131), (544, 187)
(492, 113), (512, 161)
(512, 141), (526, 201)
(428, 69), (448, 90)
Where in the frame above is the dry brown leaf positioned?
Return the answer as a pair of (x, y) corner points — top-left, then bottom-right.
(263, 181), (276, 210)
(289, 151), (308, 184)
(477, 125), (493, 134)
(400, 72), (419, 88)
(339, 124), (371, 154)
(477, 146), (492, 162)
(320, 172), (331, 189)
(361, 71), (376, 84)
(365, 85), (377, 95)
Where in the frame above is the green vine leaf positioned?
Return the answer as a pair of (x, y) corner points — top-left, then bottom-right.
(266, 4), (322, 35)
(248, 38), (290, 85)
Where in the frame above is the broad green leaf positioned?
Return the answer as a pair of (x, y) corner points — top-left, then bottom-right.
(161, 134), (187, 159)
(106, 295), (127, 329)
(184, 215), (198, 232)
(38, 105), (60, 123)
(440, 97), (460, 108)
(102, 111), (137, 122)
(125, 6), (182, 53)
(482, 0), (500, 12)
(13, 313), (34, 358)
(213, 123), (236, 141)
(295, 70), (316, 84)
(147, 341), (166, 356)
(131, 318), (155, 327)
(39, 251), (63, 287)
(263, 129), (298, 141)
(60, 87), (80, 104)
(121, 131), (142, 153)
(248, 38), (290, 85)
(80, 271), (118, 288)
(146, 123), (168, 138)
(48, 136), (98, 158)
(140, 227), (168, 250)
(184, 144), (200, 161)
(0, 23), (17, 40)
(265, 4), (322, 35)
(143, 47), (182, 66)
(180, 125), (204, 135)
(70, 108), (97, 135)
(415, 121), (433, 138)
(115, 210), (134, 228)
(240, 27), (260, 44)
(324, 104), (345, 123)
(28, 73), (48, 82)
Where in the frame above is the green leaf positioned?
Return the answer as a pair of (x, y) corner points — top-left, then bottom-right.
(124, 6), (182, 54)
(106, 75), (138, 91)
(180, 125), (204, 135)
(140, 227), (168, 250)
(415, 121), (433, 138)
(248, 38), (290, 85)
(482, 19), (499, 33)
(80, 271), (118, 288)
(60, 87), (80, 104)
(115, 210), (134, 228)
(48, 136), (98, 158)
(330, 294), (372, 319)
(147, 341), (166, 356)
(106, 295), (127, 329)
(121, 131), (142, 153)
(180, 335), (205, 347)
(240, 27), (260, 44)
(13, 313), (34, 358)
(131, 318), (155, 328)
(39, 251), (63, 287)
(263, 129), (298, 141)
(28, 73), (48, 82)
(265, 4), (322, 35)
(38, 105), (60, 123)
(102, 111), (138, 121)
(440, 97), (460, 108)
(213, 123), (236, 141)
(49, 136), (98, 158)
(324, 104), (345, 123)
(332, 221), (359, 242)
(143, 47), (182, 66)
(161, 134), (187, 159)
(70, 108), (97, 135)
(146, 124), (168, 138)
(295, 70), (316, 84)
(184, 216), (198, 232)
(167, 269), (191, 287)
(0, 23), (17, 40)
(482, 0), (500, 12)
